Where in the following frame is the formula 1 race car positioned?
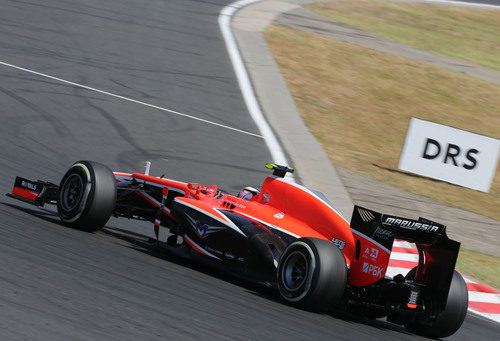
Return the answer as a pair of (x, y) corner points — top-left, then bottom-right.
(6, 160), (468, 338)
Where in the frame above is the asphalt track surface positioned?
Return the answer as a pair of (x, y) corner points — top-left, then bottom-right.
(0, 0), (498, 340)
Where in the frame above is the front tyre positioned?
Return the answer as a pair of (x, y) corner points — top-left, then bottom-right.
(404, 269), (468, 338)
(57, 160), (116, 232)
(277, 237), (347, 311)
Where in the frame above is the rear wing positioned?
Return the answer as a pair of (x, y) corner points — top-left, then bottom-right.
(381, 214), (445, 245)
(6, 176), (58, 207)
(349, 206), (460, 308)
(352, 206), (449, 248)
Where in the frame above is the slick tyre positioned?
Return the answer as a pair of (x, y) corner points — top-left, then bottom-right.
(57, 160), (116, 232)
(277, 237), (347, 311)
(404, 268), (468, 338)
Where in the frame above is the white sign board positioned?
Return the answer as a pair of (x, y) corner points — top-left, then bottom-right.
(399, 118), (499, 192)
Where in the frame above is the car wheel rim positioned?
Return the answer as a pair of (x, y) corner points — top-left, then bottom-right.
(282, 251), (309, 292)
(61, 174), (84, 211)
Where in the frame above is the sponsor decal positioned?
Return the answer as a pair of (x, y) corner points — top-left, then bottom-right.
(408, 290), (419, 305)
(362, 262), (383, 278)
(225, 200), (246, 209)
(273, 212), (285, 219)
(185, 213), (226, 238)
(374, 226), (394, 240)
(362, 247), (379, 262)
(384, 217), (439, 233)
(205, 187), (217, 196)
(195, 221), (209, 238)
(21, 181), (37, 191)
(332, 238), (345, 250)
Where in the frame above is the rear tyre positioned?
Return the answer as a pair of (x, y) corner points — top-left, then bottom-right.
(404, 268), (468, 338)
(277, 237), (347, 311)
(57, 160), (116, 232)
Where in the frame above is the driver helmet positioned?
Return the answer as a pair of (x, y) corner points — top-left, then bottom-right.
(237, 186), (260, 200)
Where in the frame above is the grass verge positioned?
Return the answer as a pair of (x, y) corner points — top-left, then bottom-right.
(457, 248), (500, 290)
(306, 0), (500, 71)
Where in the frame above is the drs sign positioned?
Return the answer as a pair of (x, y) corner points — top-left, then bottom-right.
(399, 118), (499, 192)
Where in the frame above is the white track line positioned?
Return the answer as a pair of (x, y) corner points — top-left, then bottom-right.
(0, 60), (263, 139)
(219, 0), (290, 166)
(420, 0), (500, 9)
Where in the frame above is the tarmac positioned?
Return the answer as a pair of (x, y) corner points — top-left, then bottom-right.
(232, 0), (500, 257)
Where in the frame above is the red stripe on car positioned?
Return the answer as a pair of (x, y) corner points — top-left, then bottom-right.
(12, 187), (38, 201)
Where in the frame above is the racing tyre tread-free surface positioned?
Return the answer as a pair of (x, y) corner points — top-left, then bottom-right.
(277, 237), (347, 311)
(404, 268), (469, 338)
(57, 160), (116, 232)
